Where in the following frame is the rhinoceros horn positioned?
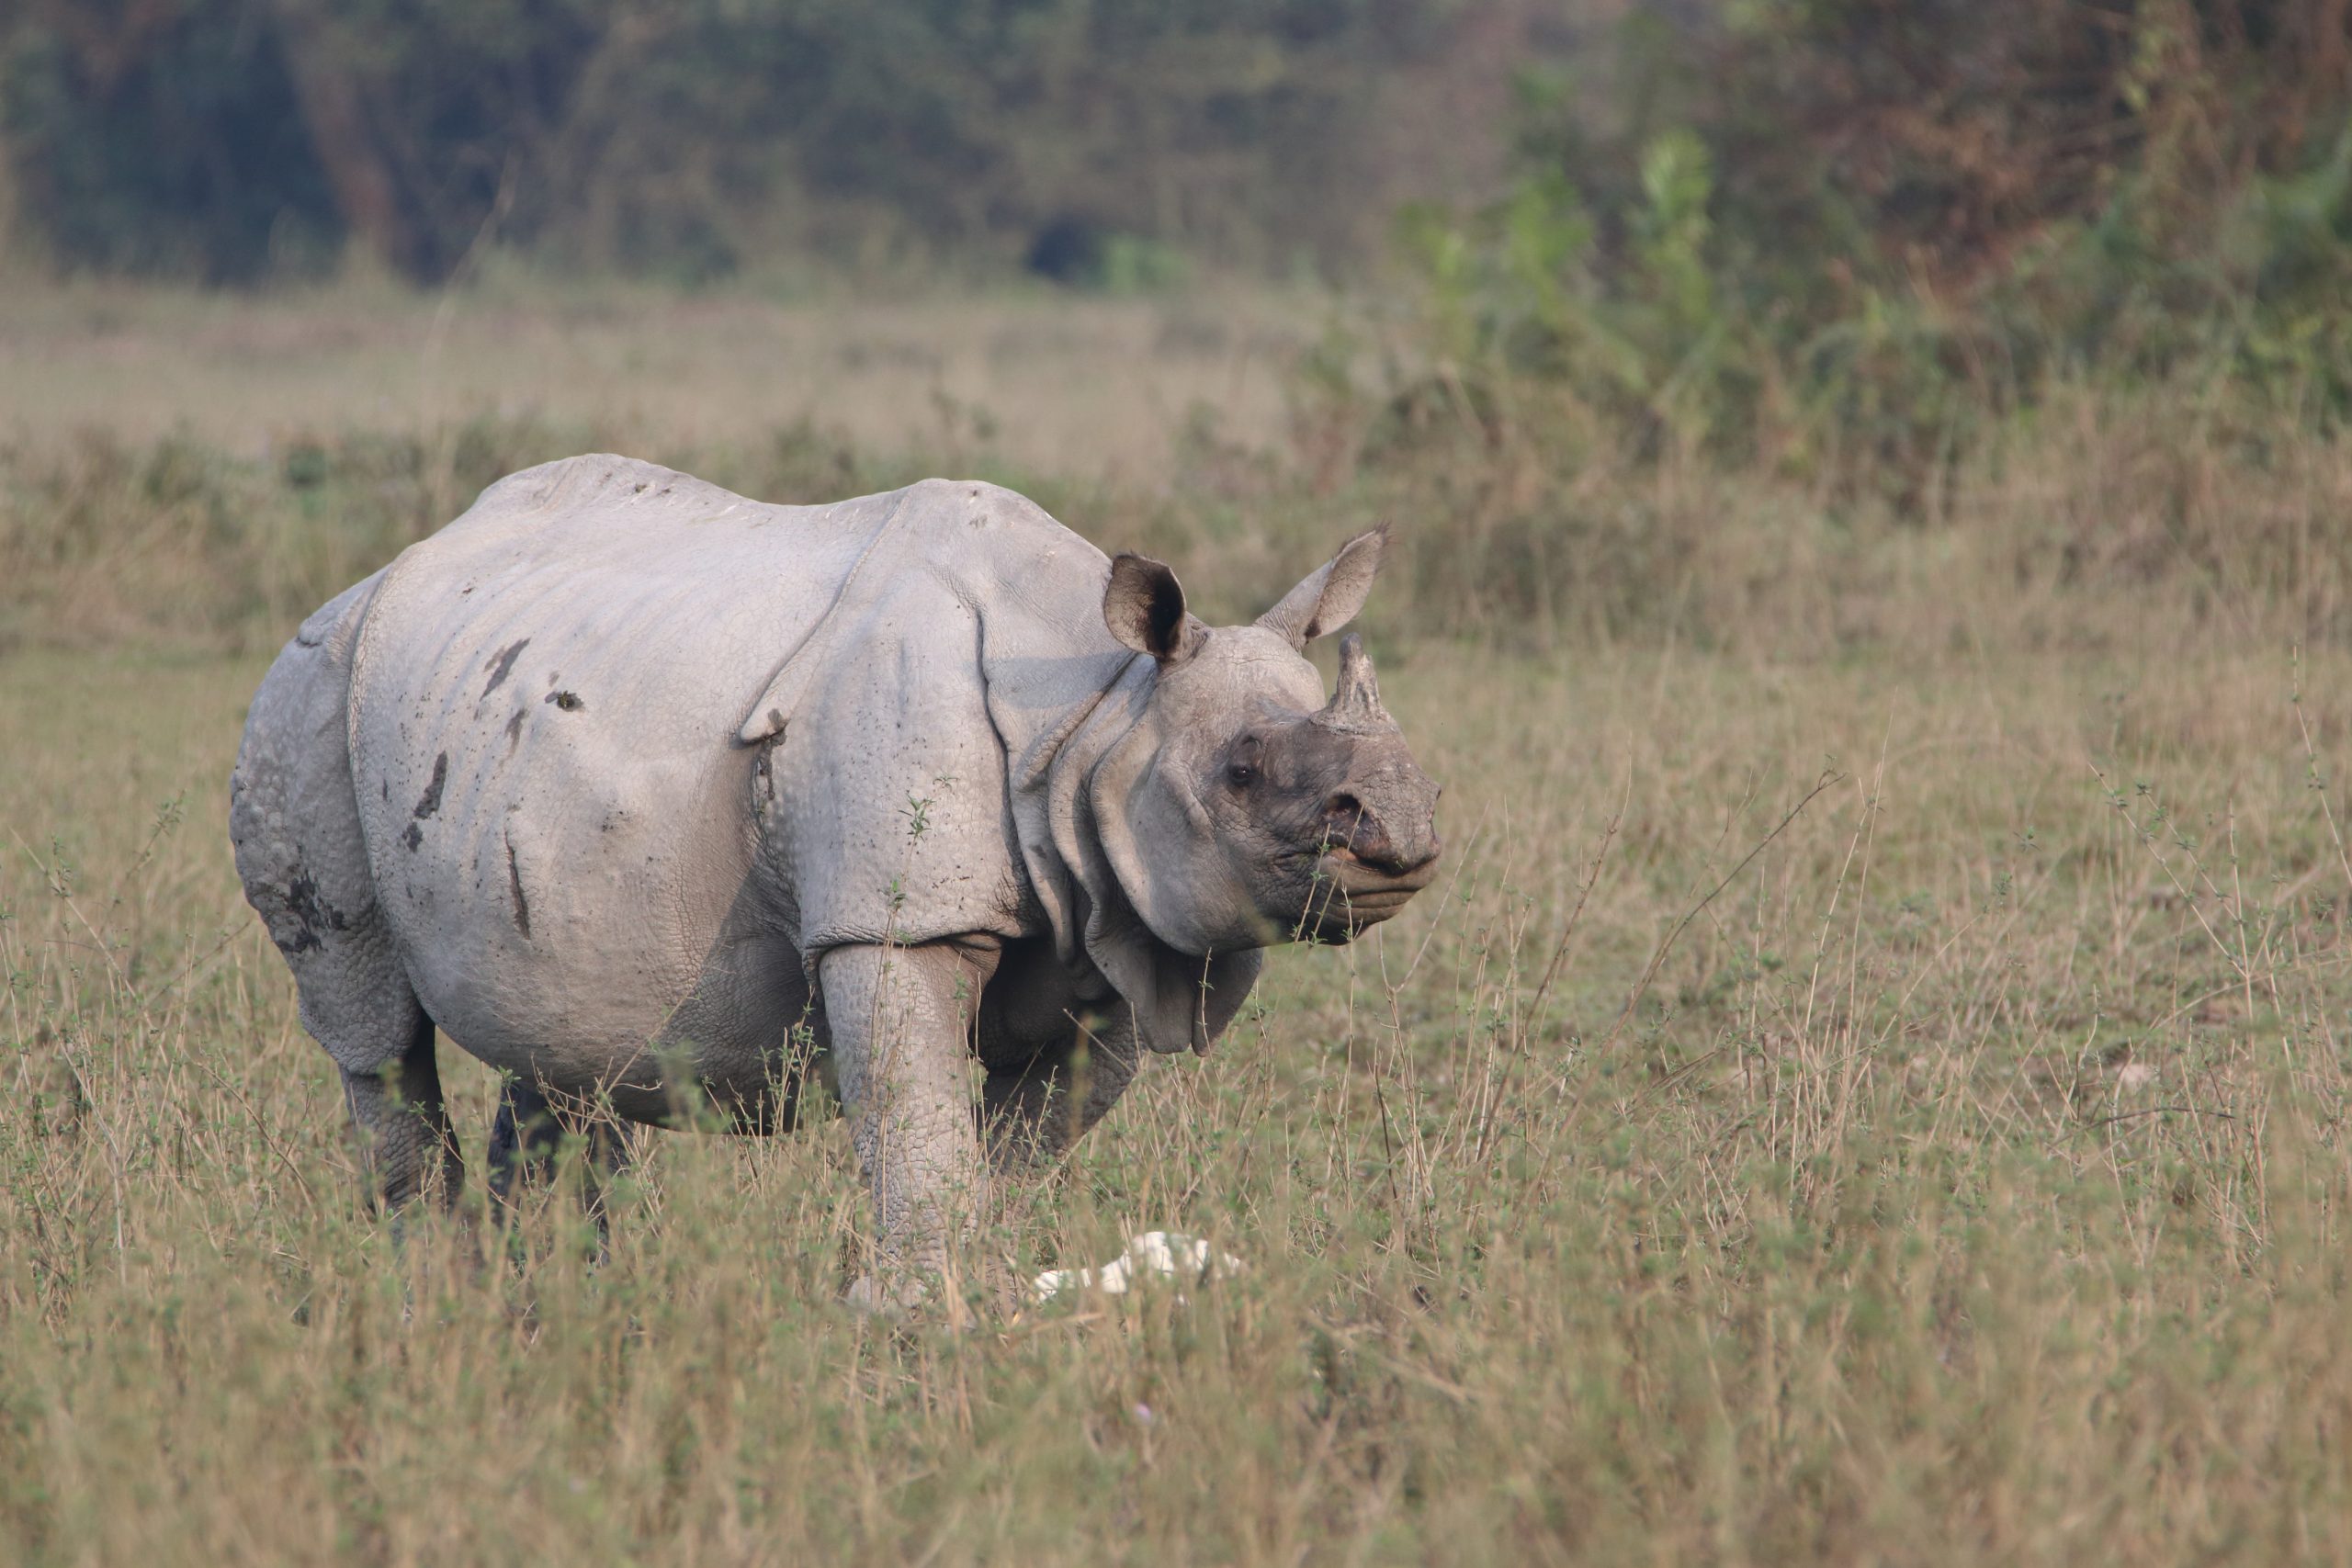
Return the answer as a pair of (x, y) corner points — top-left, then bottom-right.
(1312, 634), (1396, 735)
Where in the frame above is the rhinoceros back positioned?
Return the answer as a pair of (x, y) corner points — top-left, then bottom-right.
(345, 455), (895, 1089)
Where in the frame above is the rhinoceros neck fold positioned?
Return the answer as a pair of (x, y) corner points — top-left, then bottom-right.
(990, 634), (1152, 976)
(993, 649), (1264, 1057)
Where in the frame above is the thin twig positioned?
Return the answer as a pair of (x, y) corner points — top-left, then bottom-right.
(1526, 769), (1631, 1021)
(2290, 644), (2352, 908)
(1473, 779), (1626, 1167)
(1600, 769), (1844, 1054)
(2077, 1104), (2236, 1131)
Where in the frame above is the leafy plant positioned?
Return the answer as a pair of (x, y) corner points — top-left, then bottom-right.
(1395, 1), (2352, 483)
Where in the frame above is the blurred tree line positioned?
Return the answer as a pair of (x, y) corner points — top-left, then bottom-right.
(0, 0), (1515, 286)
(7, 0), (2351, 450)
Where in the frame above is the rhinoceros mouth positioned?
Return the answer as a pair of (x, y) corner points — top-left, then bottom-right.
(1293, 854), (1434, 942)
(1318, 845), (1439, 892)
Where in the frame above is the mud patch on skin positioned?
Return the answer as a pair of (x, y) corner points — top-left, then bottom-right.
(286, 871), (349, 933)
(505, 709), (526, 751)
(401, 822), (424, 852)
(274, 869), (350, 954)
(546, 690), (584, 712)
(482, 638), (530, 697)
(413, 752), (448, 818)
(504, 835), (533, 938)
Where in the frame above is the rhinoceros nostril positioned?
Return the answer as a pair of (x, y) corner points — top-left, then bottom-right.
(1321, 794), (1374, 852)
(1327, 795), (1420, 874)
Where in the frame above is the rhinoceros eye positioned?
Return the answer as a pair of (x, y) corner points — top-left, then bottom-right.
(1226, 734), (1262, 790)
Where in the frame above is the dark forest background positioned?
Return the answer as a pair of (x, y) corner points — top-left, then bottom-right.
(10, 3), (2352, 501)
(6, 5), (2345, 298)
(13, 3), (2352, 436)
(0, 0), (1533, 287)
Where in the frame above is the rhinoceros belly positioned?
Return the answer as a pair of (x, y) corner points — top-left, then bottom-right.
(361, 705), (803, 1114)
(345, 457), (876, 1113)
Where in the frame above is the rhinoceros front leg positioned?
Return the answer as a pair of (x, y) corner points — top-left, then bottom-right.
(981, 1012), (1142, 1169)
(817, 941), (994, 1308)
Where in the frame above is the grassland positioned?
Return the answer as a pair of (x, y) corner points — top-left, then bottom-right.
(0, 273), (1306, 482)
(4, 284), (2350, 1565)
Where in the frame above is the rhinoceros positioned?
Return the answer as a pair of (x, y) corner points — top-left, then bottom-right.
(230, 455), (1441, 1299)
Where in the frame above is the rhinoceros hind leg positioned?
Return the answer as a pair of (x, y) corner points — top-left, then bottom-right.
(339, 1014), (464, 1212)
(232, 570), (462, 1213)
(487, 1077), (556, 1213)
(489, 1077), (637, 1247)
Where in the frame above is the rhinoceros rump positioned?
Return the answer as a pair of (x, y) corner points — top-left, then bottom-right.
(230, 456), (1441, 1301)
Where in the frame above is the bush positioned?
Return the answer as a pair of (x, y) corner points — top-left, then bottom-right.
(1395, 1), (2352, 481)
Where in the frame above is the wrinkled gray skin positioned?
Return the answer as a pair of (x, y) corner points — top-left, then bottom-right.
(230, 456), (1441, 1301)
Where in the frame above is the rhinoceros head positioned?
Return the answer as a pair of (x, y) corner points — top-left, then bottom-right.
(1094, 528), (1442, 953)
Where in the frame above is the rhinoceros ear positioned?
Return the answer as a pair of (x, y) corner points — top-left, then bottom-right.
(1256, 526), (1386, 650)
(1103, 553), (1197, 664)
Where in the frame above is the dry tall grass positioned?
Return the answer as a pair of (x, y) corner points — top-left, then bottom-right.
(3, 284), (2349, 1564)
(0, 276), (1305, 481)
